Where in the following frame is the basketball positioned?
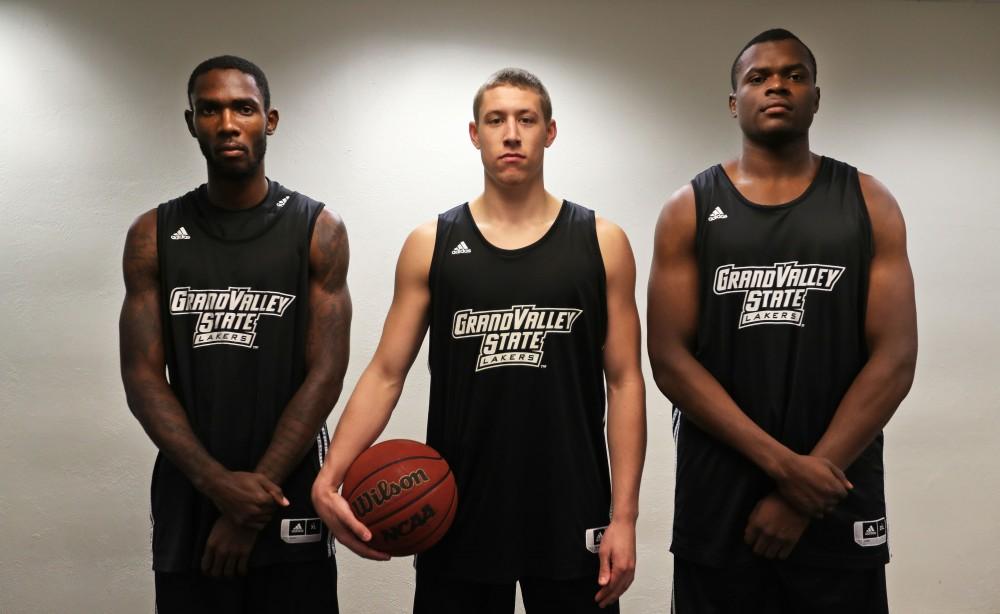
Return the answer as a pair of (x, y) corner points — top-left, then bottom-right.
(341, 439), (458, 556)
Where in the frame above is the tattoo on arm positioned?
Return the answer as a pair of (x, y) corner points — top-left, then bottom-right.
(119, 211), (225, 492)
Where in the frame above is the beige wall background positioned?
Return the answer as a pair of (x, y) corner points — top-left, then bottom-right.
(1, 0), (998, 612)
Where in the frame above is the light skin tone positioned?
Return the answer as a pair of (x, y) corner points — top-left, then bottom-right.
(647, 39), (917, 560)
(312, 84), (646, 608)
(120, 68), (352, 578)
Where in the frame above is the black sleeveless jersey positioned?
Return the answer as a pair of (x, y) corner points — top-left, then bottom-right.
(416, 202), (611, 582)
(152, 180), (333, 572)
(672, 157), (889, 569)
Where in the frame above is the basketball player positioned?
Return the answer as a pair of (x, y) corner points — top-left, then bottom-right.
(119, 55), (349, 613)
(312, 68), (646, 612)
(647, 30), (917, 612)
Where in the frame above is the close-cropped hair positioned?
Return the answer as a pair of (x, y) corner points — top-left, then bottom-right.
(473, 68), (552, 123)
(730, 28), (817, 91)
(187, 55), (271, 109)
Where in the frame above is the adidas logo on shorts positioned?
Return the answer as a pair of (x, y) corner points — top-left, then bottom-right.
(170, 226), (191, 240)
(451, 241), (472, 255)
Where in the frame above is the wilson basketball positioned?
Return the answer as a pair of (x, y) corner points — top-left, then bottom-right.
(341, 439), (457, 556)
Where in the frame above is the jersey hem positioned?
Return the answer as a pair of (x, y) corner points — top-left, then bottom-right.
(670, 541), (888, 570)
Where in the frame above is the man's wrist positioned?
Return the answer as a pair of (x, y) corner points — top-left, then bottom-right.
(610, 505), (639, 525)
(756, 443), (795, 482)
(193, 463), (228, 499)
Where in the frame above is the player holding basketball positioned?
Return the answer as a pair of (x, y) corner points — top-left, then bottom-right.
(648, 29), (917, 612)
(313, 68), (646, 612)
(120, 56), (349, 612)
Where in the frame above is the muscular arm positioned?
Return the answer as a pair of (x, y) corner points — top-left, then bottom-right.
(646, 186), (850, 516)
(810, 174), (917, 468)
(594, 218), (646, 607)
(119, 211), (283, 528)
(254, 210), (352, 486)
(311, 221), (436, 559)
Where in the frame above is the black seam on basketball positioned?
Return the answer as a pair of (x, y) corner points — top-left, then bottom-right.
(362, 468), (454, 528)
(344, 454), (444, 501)
(408, 486), (457, 552)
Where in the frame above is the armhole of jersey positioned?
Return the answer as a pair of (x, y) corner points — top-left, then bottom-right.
(851, 168), (876, 260)
(691, 178), (706, 257)
(305, 201), (326, 252)
(427, 213), (448, 298)
(155, 204), (166, 276)
(588, 208), (609, 345)
(154, 203), (175, 379)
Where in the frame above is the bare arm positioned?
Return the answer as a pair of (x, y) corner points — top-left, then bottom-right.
(254, 209), (352, 486)
(119, 210), (284, 528)
(646, 186), (850, 516)
(811, 174), (917, 467)
(311, 221), (437, 559)
(593, 218), (646, 608)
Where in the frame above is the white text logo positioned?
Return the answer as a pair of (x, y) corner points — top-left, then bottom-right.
(452, 305), (581, 371)
(169, 287), (296, 348)
(713, 261), (844, 328)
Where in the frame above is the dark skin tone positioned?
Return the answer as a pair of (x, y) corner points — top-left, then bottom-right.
(184, 68), (278, 210)
(648, 39), (917, 560)
(120, 69), (351, 578)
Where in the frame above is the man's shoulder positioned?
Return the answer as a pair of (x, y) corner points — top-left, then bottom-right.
(437, 202), (467, 222)
(156, 185), (203, 211)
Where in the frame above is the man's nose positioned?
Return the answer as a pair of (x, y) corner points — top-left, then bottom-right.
(218, 108), (239, 134)
(503, 118), (521, 144)
(765, 74), (790, 96)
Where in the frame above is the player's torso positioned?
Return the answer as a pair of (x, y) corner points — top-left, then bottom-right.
(420, 201), (611, 580)
(151, 181), (332, 571)
(157, 181), (319, 460)
(670, 157), (888, 569)
(693, 156), (872, 439)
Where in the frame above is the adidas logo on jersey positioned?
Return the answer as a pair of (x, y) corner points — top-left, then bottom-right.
(170, 227), (191, 240)
(276, 196), (290, 208)
(707, 206), (728, 222)
(451, 241), (472, 255)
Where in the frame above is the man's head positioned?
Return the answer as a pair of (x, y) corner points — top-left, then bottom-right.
(472, 68), (552, 125)
(469, 68), (556, 187)
(184, 55), (278, 179)
(729, 29), (820, 146)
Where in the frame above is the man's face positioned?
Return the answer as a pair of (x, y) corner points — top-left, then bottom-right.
(185, 68), (277, 178)
(730, 39), (820, 145)
(469, 85), (556, 186)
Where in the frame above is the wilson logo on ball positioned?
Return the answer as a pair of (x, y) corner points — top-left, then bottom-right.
(350, 469), (431, 518)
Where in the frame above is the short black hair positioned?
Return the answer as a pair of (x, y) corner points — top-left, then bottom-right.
(473, 68), (553, 123)
(730, 29), (817, 91)
(187, 55), (271, 109)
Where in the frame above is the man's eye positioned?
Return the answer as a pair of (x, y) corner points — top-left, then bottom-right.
(240, 106), (255, 115)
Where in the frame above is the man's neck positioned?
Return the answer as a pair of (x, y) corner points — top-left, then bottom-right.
(737, 135), (815, 180)
(472, 173), (559, 224)
(205, 166), (269, 210)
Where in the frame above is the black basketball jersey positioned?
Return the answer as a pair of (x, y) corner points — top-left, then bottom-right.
(152, 180), (333, 572)
(416, 202), (611, 582)
(672, 157), (889, 569)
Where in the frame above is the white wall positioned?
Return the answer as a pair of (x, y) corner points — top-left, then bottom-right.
(1, 0), (998, 612)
